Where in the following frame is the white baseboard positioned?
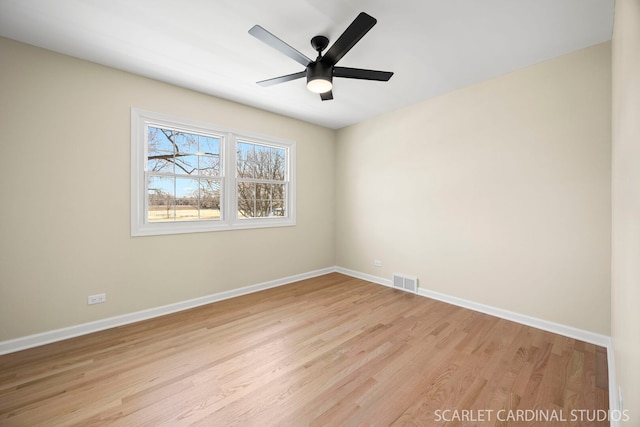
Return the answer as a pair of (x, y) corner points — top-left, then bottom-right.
(0, 267), (335, 355)
(335, 266), (393, 288)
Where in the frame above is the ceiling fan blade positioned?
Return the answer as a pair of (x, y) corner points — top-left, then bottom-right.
(321, 12), (377, 66)
(257, 71), (306, 87)
(249, 25), (312, 67)
(320, 91), (333, 101)
(334, 67), (393, 81)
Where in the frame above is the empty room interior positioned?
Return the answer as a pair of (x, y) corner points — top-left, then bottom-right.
(0, 0), (638, 425)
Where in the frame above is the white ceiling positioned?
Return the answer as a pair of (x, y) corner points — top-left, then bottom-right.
(0, 0), (614, 129)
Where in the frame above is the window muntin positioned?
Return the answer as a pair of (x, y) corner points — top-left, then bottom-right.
(131, 109), (295, 236)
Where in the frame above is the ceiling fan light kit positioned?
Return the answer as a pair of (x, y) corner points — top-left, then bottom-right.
(249, 12), (393, 101)
(306, 62), (333, 94)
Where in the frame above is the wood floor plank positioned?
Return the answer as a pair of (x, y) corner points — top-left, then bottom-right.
(0, 273), (609, 426)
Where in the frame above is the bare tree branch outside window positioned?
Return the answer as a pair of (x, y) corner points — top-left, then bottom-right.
(146, 127), (221, 221)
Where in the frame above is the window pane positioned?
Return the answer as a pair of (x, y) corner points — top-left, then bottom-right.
(237, 141), (254, 179)
(148, 155), (174, 173)
(148, 127), (175, 173)
(237, 181), (255, 218)
(199, 179), (221, 220)
(148, 126), (175, 153)
(254, 183), (271, 218)
(174, 154), (198, 175)
(270, 147), (286, 180)
(199, 135), (220, 156)
(175, 178), (199, 221)
(148, 175), (174, 222)
(199, 155), (220, 176)
(174, 132), (198, 154)
(199, 135), (221, 177)
(271, 184), (286, 216)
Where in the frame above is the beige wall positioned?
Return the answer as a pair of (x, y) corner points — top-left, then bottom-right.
(612, 0), (640, 421)
(336, 43), (611, 335)
(0, 35), (614, 344)
(0, 37), (336, 341)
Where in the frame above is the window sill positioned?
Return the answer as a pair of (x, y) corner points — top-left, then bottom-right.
(131, 218), (296, 237)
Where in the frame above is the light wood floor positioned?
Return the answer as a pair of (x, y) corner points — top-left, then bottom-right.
(0, 273), (609, 426)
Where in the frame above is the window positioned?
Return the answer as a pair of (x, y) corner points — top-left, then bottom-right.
(236, 141), (287, 219)
(131, 109), (295, 236)
(146, 126), (222, 223)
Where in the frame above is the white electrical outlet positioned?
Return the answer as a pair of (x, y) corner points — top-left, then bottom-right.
(374, 260), (383, 267)
(88, 293), (106, 305)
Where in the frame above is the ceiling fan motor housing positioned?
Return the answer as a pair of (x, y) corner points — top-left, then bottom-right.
(306, 61), (333, 93)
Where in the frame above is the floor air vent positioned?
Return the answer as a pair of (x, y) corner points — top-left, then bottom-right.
(392, 274), (418, 294)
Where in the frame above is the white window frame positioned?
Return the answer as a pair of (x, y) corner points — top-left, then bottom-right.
(131, 108), (296, 236)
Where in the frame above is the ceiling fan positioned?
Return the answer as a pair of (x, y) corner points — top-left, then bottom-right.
(249, 12), (393, 101)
